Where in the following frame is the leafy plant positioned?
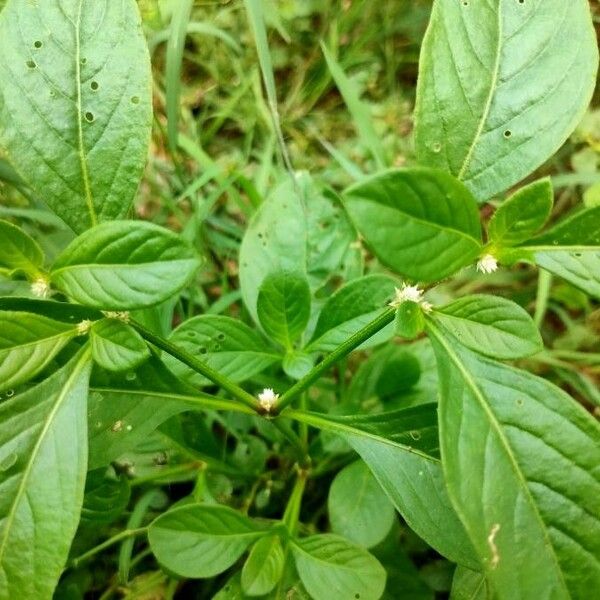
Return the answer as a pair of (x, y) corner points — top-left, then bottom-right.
(0, 0), (598, 599)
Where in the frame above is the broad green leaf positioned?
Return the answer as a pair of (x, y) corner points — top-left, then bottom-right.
(81, 469), (130, 524)
(308, 275), (396, 353)
(239, 179), (307, 324)
(0, 297), (101, 323)
(282, 351), (314, 381)
(241, 535), (285, 596)
(166, 315), (279, 387)
(415, 0), (598, 201)
(257, 271), (311, 349)
(0, 311), (77, 392)
(431, 295), (542, 359)
(0, 0), (152, 232)
(287, 407), (478, 569)
(0, 220), (44, 276)
(450, 567), (488, 600)
(328, 460), (395, 549)
(90, 318), (149, 372)
(0, 349), (91, 600)
(429, 323), (600, 599)
(50, 221), (200, 310)
(515, 207), (600, 298)
(88, 355), (246, 469)
(291, 534), (386, 600)
(343, 169), (481, 282)
(148, 505), (269, 578)
(488, 179), (553, 246)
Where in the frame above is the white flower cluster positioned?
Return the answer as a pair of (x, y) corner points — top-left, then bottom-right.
(389, 283), (432, 312)
(477, 254), (498, 274)
(30, 277), (50, 298)
(258, 388), (279, 413)
(102, 311), (130, 322)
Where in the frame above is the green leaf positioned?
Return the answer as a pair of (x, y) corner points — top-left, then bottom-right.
(287, 407), (479, 570)
(166, 315), (279, 387)
(394, 301), (425, 340)
(241, 535), (285, 596)
(414, 0), (598, 201)
(431, 295), (542, 359)
(81, 469), (130, 524)
(0, 0), (152, 233)
(328, 460), (395, 549)
(488, 179), (553, 246)
(148, 504), (269, 579)
(515, 207), (600, 298)
(291, 534), (386, 600)
(0, 220), (44, 276)
(0, 349), (91, 600)
(50, 221), (200, 310)
(429, 323), (600, 599)
(90, 318), (149, 372)
(0, 310), (77, 392)
(343, 169), (481, 282)
(239, 179), (307, 324)
(308, 275), (396, 353)
(450, 567), (488, 600)
(257, 271), (311, 349)
(0, 297), (101, 323)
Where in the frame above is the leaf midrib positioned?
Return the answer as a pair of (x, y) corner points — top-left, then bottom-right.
(0, 348), (90, 566)
(51, 257), (198, 278)
(427, 322), (568, 594)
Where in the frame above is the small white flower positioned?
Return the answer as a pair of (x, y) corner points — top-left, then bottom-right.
(477, 254), (498, 275)
(30, 277), (50, 298)
(77, 319), (93, 335)
(102, 311), (130, 322)
(421, 301), (433, 314)
(258, 388), (279, 413)
(389, 283), (425, 308)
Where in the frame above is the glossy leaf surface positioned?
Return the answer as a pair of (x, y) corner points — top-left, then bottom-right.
(90, 318), (149, 372)
(415, 0), (598, 201)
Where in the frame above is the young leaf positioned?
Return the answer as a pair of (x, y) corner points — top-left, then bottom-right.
(291, 534), (386, 600)
(50, 221), (200, 310)
(239, 178), (307, 324)
(343, 169), (481, 282)
(257, 271), (311, 349)
(429, 323), (600, 599)
(0, 349), (91, 600)
(0, 220), (44, 276)
(241, 535), (285, 596)
(308, 275), (396, 353)
(0, 0), (152, 233)
(431, 295), (542, 359)
(0, 311), (77, 392)
(166, 315), (279, 387)
(90, 318), (149, 372)
(488, 179), (553, 246)
(516, 207), (600, 298)
(414, 0), (598, 202)
(148, 505), (270, 578)
(287, 407), (479, 570)
(328, 460), (395, 549)
(394, 301), (425, 340)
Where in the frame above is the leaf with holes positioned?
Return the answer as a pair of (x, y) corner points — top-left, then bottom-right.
(343, 169), (482, 283)
(415, 0), (598, 202)
(50, 221), (200, 310)
(0, 311), (77, 392)
(511, 207), (600, 298)
(288, 407), (479, 569)
(308, 275), (396, 353)
(90, 318), (149, 372)
(328, 460), (395, 549)
(0, 0), (152, 232)
(148, 504), (270, 579)
(0, 220), (44, 277)
(429, 322), (600, 599)
(257, 270), (311, 349)
(0, 349), (91, 600)
(291, 534), (386, 600)
(431, 295), (542, 359)
(165, 315), (279, 387)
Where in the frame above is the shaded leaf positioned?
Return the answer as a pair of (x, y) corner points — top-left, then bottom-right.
(0, 220), (44, 276)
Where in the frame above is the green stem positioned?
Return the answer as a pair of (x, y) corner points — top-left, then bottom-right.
(534, 269), (552, 328)
(276, 307), (396, 412)
(283, 469), (307, 536)
(131, 319), (260, 412)
(69, 527), (147, 569)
